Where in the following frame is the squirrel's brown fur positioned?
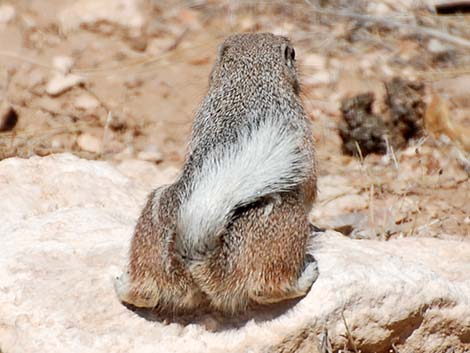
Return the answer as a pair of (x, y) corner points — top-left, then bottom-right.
(115, 33), (318, 315)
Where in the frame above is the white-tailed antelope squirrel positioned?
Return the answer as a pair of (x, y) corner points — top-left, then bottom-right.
(115, 32), (318, 314)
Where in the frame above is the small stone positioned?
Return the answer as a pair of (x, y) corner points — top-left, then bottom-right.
(124, 75), (143, 89)
(52, 56), (75, 74)
(77, 133), (101, 153)
(0, 100), (18, 132)
(367, 2), (391, 15)
(51, 138), (63, 149)
(74, 95), (100, 111)
(129, 35), (147, 52)
(58, 0), (144, 33)
(114, 146), (134, 161)
(102, 140), (125, 154)
(0, 4), (15, 24)
(46, 74), (83, 96)
(137, 145), (163, 162)
(427, 39), (447, 54)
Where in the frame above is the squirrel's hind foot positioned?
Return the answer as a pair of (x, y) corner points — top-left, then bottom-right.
(250, 255), (318, 305)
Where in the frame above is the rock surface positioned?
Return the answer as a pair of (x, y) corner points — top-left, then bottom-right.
(58, 0), (144, 33)
(0, 154), (469, 353)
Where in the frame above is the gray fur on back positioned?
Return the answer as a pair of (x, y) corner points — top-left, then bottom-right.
(168, 33), (314, 258)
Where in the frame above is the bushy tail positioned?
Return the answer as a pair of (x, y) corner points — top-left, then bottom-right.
(178, 117), (312, 257)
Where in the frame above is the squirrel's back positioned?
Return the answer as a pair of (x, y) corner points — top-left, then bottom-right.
(176, 33), (315, 258)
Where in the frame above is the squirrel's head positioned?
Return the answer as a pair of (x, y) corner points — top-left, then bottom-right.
(209, 33), (300, 96)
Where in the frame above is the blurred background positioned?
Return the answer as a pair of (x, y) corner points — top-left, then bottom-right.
(0, 0), (468, 238)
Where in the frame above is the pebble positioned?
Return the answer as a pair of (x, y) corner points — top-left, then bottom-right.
(53, 56), (75, 74)
(137, 144), (163, 163)
(128, 35), (147, 52)
(74, 94), (100, 111)
(46, 74), (83, 96)
(77, 133), (101, 153)
(367, 2), (391, 15)
(0, 4), (15, 24)
(427, 39), (448, 54)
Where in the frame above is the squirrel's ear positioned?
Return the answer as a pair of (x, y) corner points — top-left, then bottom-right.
(210, 43), (228, 84)
(217, 43), (229, 63)
(282, 43), (296, 69)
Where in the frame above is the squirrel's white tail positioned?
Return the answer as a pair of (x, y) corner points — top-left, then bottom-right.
(178, 116), (312, 257)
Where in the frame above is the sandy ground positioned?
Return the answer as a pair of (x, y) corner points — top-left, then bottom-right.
(0, 0), (468, 239)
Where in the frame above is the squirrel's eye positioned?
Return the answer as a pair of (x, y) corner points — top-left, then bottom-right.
(290, 48), (295, 61)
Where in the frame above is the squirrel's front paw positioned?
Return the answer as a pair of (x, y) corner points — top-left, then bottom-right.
(114, 270), (132, 303)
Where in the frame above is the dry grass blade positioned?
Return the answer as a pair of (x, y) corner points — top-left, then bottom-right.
(320, 328), (333, 353)
(341, 311), (359, 353)
(303, 0), (470, 48)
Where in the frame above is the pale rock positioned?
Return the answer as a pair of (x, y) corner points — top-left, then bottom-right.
(0, 4), (15, 24)
(0, 154), (469, 353)
(427, 38), (448, 54)
(271, 23), (293, 37)
(58, 0), (144, 33)
(240, 17), (255, 31)
(367, 2), (391, 15)
(137, 144), (163, 163)
(52, 55), (75, 74)
(51, 137), (63, 149)
(74, 94), (100, 111)
(117, 160), (178, 191)
(46, 73), (84, 96)
(77, 133), (101, 153)
(113, 145), (134, 161)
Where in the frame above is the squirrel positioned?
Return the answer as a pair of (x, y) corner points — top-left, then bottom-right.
(114, 33), (318, 315)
